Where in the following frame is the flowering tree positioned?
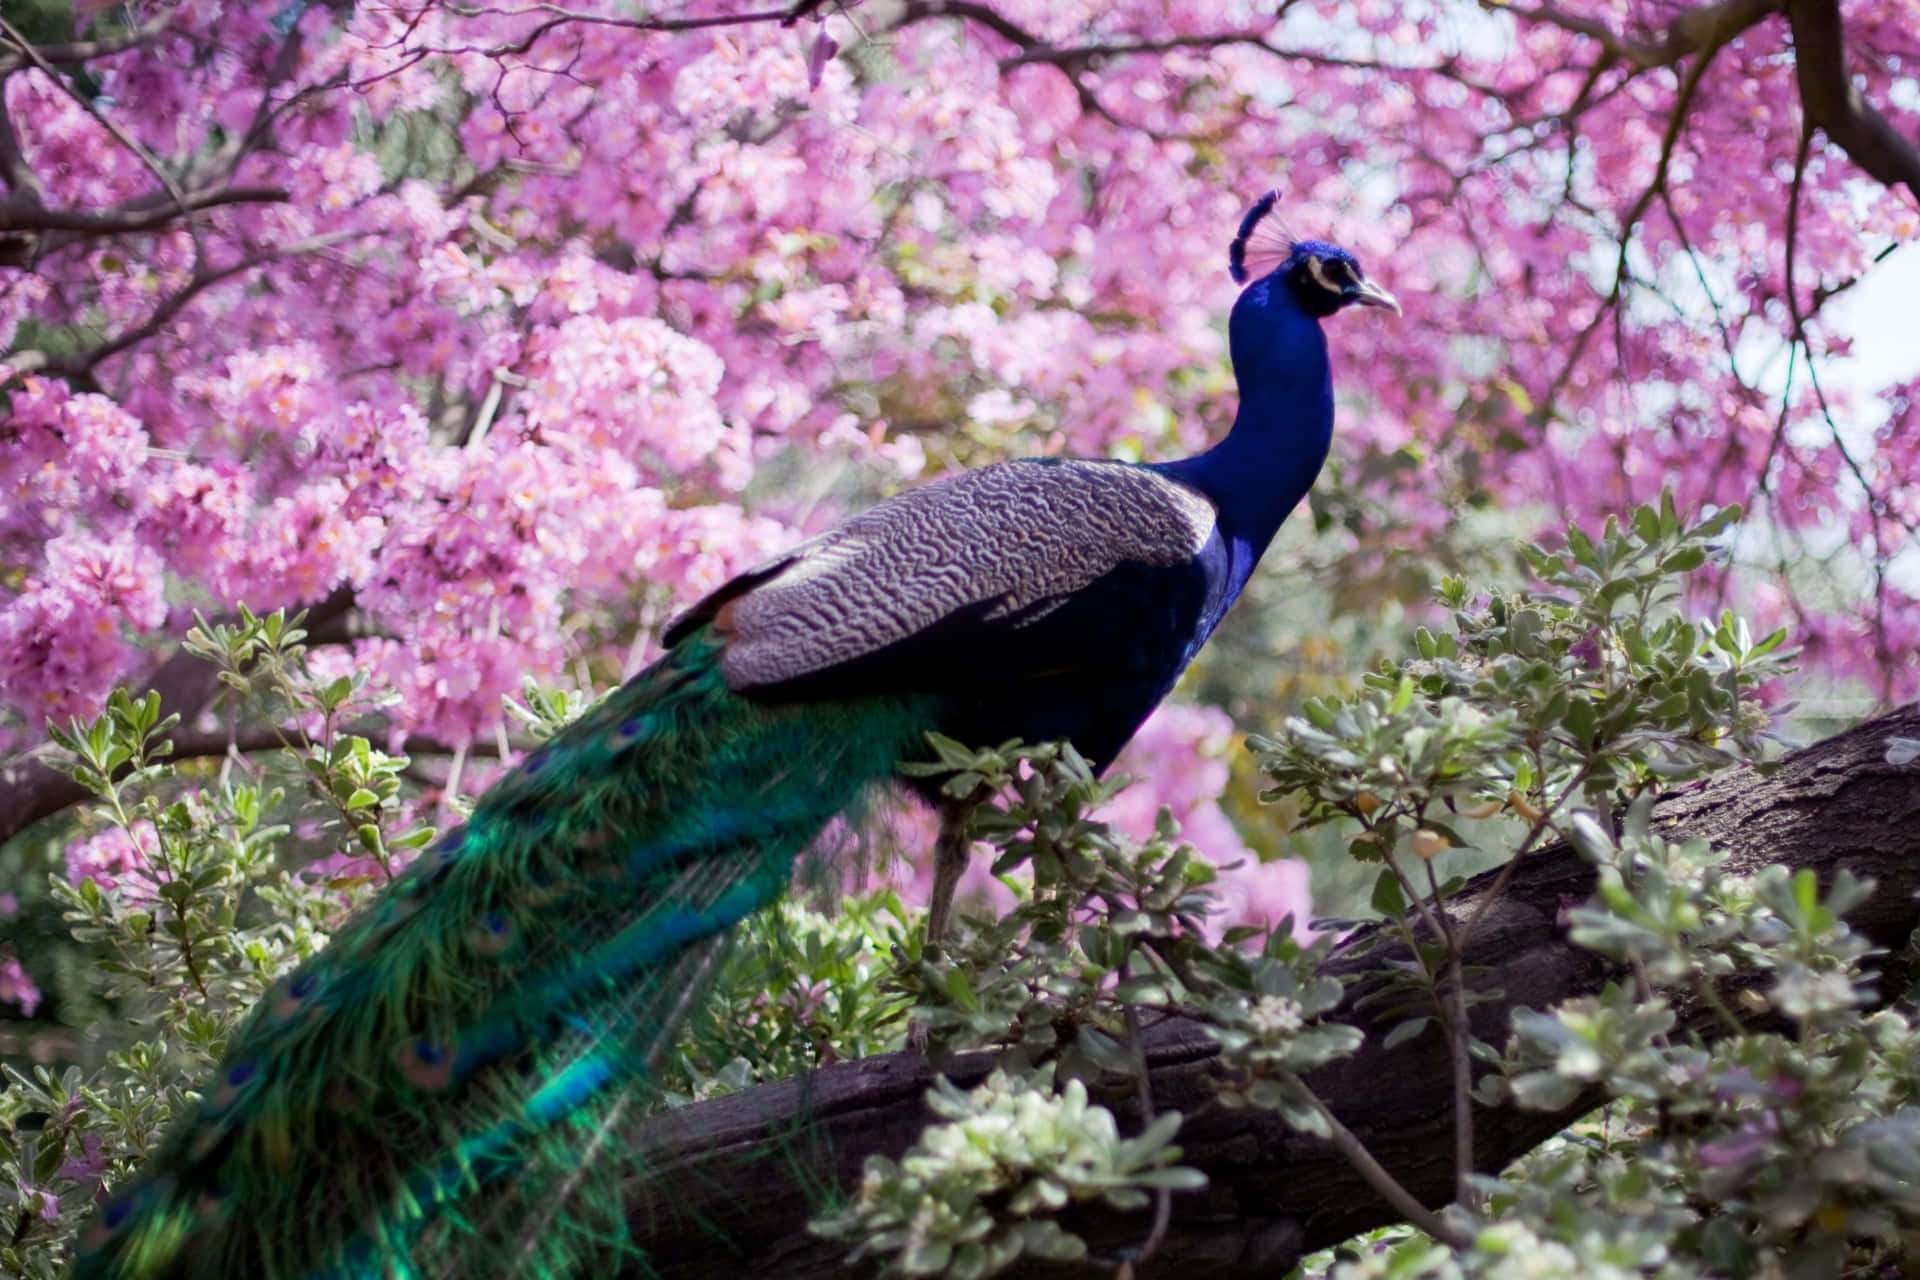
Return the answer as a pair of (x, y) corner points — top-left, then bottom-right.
(3, 0), (1916, 785)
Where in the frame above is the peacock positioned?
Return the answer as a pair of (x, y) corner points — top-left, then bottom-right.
(71, 194), (1396, 1279)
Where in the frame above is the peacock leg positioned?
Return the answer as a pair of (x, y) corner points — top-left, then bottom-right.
(923, 802), (973, 959)
(907, 803), (974, 1056)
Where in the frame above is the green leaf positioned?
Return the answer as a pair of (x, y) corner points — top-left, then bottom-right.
(1659, 545), (1708, 574)
(1564, 696), (1597, 747)
(1135, 1166), (1207, 1190)
(1076, 1025), (1133, 1074)
(1565, 524), (1598, 570)
(1370, 869), (1408, 919)
(1792, 866), (1819, 918)
(1687, 503), (1742, 539)
(1113, 976), (1171, 1005)
(1387, 674), (1414, 715)
(1382, 1016), (1431, 1050)
(1509, 1070), (1584, 1111)
(1749, 626), (1789, 659)
(1632, 504), (1662, 544)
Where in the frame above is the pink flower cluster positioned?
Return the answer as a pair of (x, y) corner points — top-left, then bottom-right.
(0, 529), (166, 731)
(1111, 703), (1314, 942)
(63, 822), (161, 905)
(0, 955), (39, 1017)
(3, 0), (1916, 877)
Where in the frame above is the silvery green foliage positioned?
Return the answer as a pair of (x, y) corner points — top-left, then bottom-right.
(1259, 499), (1787, 856)
(1322, 1217), (1685, 1280)
(2, 610), (408, 1278)
(811, 1069), (1202, 1279)
(851, 497), (1837, 1279)
(674, 893), (919, 1098)
(1477, 809), (1908, 1277)
(900, 733), (1358, 1100)
(814, 733), (1359, 1277)
(1202, 955), (1360, 1133)
(1264, 498), (1920, 1278)
(1252, 500), (1794, 1073)
(900, 734), (1237, 1071)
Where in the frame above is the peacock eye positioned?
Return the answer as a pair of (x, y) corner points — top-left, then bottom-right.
(1304, 254), (1355, 296)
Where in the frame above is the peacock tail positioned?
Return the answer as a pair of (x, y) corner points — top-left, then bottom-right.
(72, 195), (1395, 1278)
(74, 629), (934, 1279)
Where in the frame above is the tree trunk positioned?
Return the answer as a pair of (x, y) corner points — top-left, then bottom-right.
(617, 705), (1920, 1277)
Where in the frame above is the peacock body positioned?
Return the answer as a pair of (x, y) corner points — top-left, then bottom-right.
(72, 195), (1395, 1279)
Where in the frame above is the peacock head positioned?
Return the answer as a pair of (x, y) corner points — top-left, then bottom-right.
(1228, 191), (1399, 320)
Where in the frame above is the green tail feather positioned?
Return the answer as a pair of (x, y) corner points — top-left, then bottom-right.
(74, 631), (934, 1279)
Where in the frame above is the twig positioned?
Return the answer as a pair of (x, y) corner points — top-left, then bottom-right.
(39, 229), (371, 376)
(0, 16), (201, 254)
(1284, 1069), (1473, 1249)
(0, 5), (181, 72)
(1122, 999), (1173, 1267)
(1421, 857), (1476, 1209)
(1782, 127), (1916, 702)
(1456, 762), (1593, 952)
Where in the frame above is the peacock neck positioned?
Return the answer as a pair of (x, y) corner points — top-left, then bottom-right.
(1156, 284), (1334, 559)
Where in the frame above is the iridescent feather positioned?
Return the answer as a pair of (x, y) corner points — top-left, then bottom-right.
(76, 634), (937, 1279)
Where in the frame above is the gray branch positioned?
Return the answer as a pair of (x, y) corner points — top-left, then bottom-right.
(1785, 0), (1920, 196)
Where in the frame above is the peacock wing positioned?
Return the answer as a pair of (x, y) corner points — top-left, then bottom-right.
(663, 458), (1221, 694)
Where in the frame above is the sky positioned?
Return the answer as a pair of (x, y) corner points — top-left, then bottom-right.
(1832, 240), (1920, 394)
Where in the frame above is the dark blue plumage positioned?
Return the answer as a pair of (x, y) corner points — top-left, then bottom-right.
(1154, 227), (1398, 670)
(672, 197), (1395, 787)
(76, 195), (1394, 1280)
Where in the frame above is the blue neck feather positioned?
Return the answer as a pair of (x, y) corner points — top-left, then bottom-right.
(1154, 270), (1335, 558)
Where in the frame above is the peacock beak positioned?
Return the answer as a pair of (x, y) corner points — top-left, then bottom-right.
(1348, 278), (1401, 314)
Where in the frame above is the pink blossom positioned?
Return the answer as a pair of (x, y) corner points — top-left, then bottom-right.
(1109, 703), (1314, 940)
(1105, 703), (1251, 863)
(1211, 858), (1316, 943)
(64, 822), (161, 903)
(0, 955), (42, 1017)
(57, 1131), (107, 1185)
(0, 533), (167, 735)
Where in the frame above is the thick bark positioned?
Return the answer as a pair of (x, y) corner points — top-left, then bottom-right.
(1785, 0), (1920, 197)
(619, 705), (1920, 1277)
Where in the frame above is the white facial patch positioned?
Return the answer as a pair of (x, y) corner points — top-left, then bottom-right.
(1305, 254), (1353, 298)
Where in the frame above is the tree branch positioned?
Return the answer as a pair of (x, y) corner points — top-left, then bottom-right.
(614, 705), (1920, 1278)
(0, 12), (291, 269)
(14, 229), (370, 376)
(0, 185), (289, 236)
(0, 588), (357, 845)
(1784, 0), (1920, 196)
(1496, 0), (1779, 70)
(0, 17), (195, 243)
(0, 5), (182, 73)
